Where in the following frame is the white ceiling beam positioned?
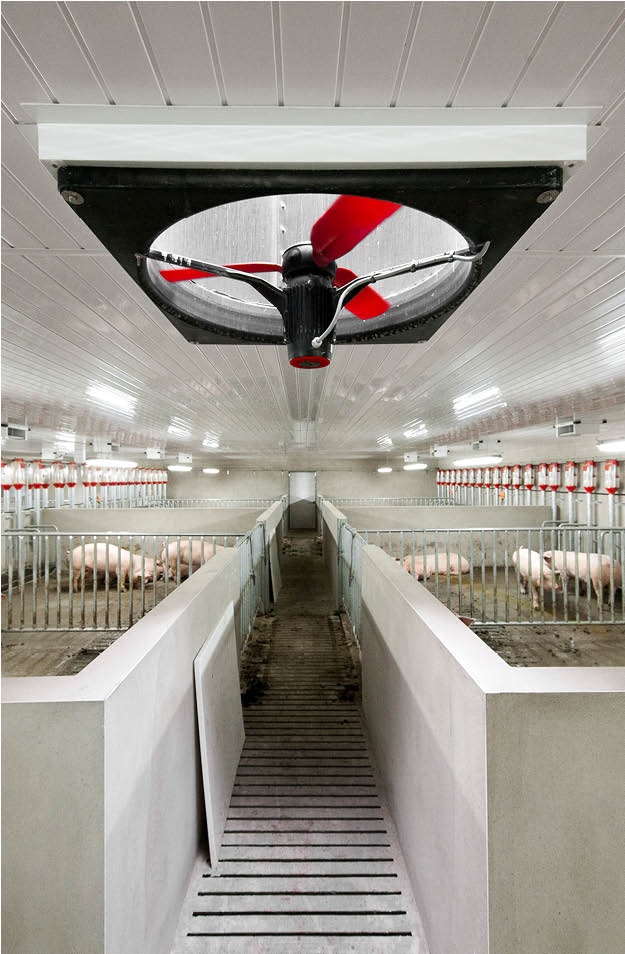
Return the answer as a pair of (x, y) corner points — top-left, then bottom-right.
(38, 120), (587, 168)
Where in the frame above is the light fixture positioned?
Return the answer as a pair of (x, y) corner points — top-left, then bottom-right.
(453, 455), (503, 466)
(168, 464), (192, 472)
(455, 401), (508, 421)
(377, 466), (393, 473)
(86, 384), (137, 416)
(202, 437), (219, 448)
(403, 424), (427, 439)
(597, 439), (625, 453)
(168, 420), (191, 439)
(453, 386), (501, 412)
(403, 462), (427, 470)
(202, 467), (220, 474)
(376, 436), (393, 448)
(84, 458), (137, 468)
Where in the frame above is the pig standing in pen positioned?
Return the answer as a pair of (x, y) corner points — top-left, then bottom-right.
(543, 550), (623, 602)
(512, 548), (561, 610)
(68, 543), (164, 592)
(160, 540), (224, 579)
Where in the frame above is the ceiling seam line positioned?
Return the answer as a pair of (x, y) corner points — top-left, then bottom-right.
(89, 256), (251, 382)
(560, 193), (625, 252)
(271, 1), (285, 108)
(128, 1), (173, 106)
(524, 149), (625, 246)
(385, 293), (625, 420)
(388, 2), (422, 108)
(0, 208), (48, 247)
(559, 10), (625, 106)
(595, 224), (625, 251)
(501, 1), (564, 107)
(333, 1), (351, 108)
(5, 258), (201, 380)
(354, 263), (625, 423)
(1, 100), (21, 124)
(446, 1), (495, 107)
(1, 15), (58, 103)
(1, 162), (83, 248)
(56, 1), (115, 104)
(199, 2), (228, 106)
(596, 88), (625, 126)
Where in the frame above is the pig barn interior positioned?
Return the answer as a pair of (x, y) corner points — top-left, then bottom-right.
(1, 3), (625, 954)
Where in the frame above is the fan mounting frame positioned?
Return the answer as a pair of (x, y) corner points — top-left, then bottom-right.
(58, 165), (562, 346)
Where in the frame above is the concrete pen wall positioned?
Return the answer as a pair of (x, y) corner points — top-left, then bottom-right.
(41, 506), (262, 534)
(342, 504), (552, 531)
(356, 543), (625, 954)
(2, 549), (241, 954)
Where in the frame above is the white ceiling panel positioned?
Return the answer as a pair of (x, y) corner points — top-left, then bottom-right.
(339, 2), (414, 106)
(509, 2), (624, 107)
(2, 2), (110, 104)
(564, 14), (625, 108)
(397, 2), (487, 107)
(280, 1), (343, 107)
(65, 1), (166, 105)
(137, 2), (222, 106)
(208, 1), (278, 106)
(1, 1), (624, 468)
(452, 2), (558, 107)
(0, 21), (53, 121)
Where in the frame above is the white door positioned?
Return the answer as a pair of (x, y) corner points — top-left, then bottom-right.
(288, 472), (317, 529)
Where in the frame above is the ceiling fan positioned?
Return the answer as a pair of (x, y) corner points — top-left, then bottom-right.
(58, 165), (562, 353)
(138, 195), (489, 369)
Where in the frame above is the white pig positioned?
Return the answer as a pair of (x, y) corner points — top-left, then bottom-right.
(543, 550), (623, 602)
(512, 548), (561, 610)
(160, 540), (224, 579)
(68, 544), (163, 592)
(398, 552), (470, 579)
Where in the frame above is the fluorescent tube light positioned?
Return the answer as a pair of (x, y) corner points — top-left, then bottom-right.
(453, 455), (503, 466)
(85, 458), (137, 468)
(403, 423), (427, 439)
(168, 464), (192, 472)
(455, 401), (508, 421)
(403, 462), (427, 470)
(202, 467), (220, 474)
(453, 386), (501, 412)
(376, 436), (393, 448)
(597, 439), (625, 453)
(86, 384), (137, 416)
(168, 421), (191, 439)
(202, 437), (219, 448)
(377, 466), (393, 473)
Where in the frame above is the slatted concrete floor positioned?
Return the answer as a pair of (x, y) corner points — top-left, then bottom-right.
(172, 535), (427, 953)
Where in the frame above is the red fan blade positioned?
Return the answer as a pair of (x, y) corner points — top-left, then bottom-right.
(310, 195), (401, 267)
(160, 263), (282, 282)
(334, 267), (391, 320)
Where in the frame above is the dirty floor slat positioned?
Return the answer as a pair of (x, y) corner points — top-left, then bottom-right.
(171, 534), (427, 953)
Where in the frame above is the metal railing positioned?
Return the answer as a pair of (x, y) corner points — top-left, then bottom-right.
(330, 496), (458, 507)
(360, 526), (624, 625)
(238, 522), (268, 646)
(145, 498), (276, 509)
(2, 530), (243, 633)
(338, 522), (363, 642)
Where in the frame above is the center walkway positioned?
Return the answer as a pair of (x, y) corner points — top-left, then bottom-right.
(173, 534), (427, 953)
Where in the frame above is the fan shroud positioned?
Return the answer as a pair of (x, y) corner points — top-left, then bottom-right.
(58, 166), (562, 347)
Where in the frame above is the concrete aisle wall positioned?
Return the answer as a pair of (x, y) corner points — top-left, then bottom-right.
(167, 465), (437, 501)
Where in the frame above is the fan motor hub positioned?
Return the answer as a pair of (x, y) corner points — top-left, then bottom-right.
(282, 243), (337, 282)
(283, 279), (335, 369)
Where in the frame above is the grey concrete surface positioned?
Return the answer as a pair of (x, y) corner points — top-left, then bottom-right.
(2, 550), (241, 954)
